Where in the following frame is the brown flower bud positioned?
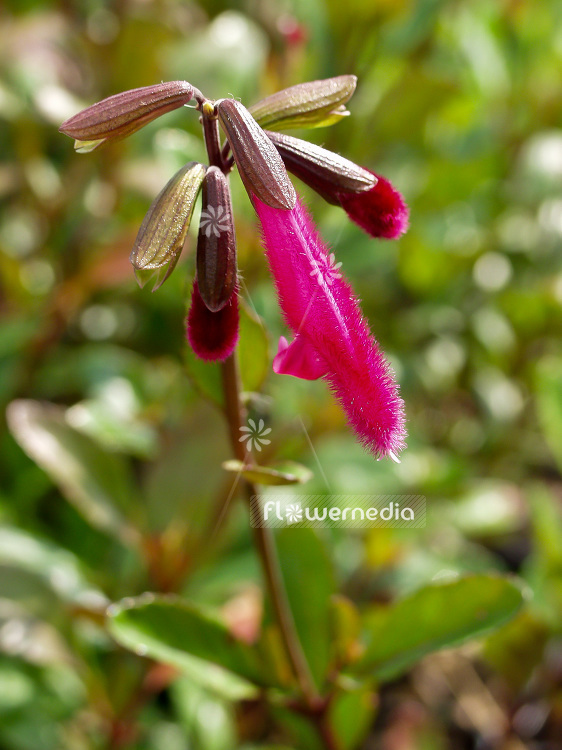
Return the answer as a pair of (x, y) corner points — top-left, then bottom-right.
(130, 161), (206, 287)
(59, 81), (194, 151)
(216, 99), (296, 210)
(266, 130), (375, 204)
(196, 167), (237, 312)
(249, 75), (356, 131)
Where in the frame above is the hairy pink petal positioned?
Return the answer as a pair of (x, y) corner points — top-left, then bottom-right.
(337, 172), (409, 239)
(253, 195), (406, 459)
(186, 279), (239, 361)
(273, 335), (328, 380)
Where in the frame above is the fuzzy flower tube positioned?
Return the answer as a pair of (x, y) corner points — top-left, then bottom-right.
(253, 195), (406, 461)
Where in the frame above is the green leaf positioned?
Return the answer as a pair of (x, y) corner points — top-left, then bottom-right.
(183, 344), (224, 407)
(328, 682), (377, 750)
(238, 300), (270, 395)
(6, 400), (138, 546)
(171, 677), (236, 750)
(330, 595), (362, 667)
(108, 595), (268, 699)
(483, 611), (549, 691)
(65, 398), (157, 459)
(222, 460), (312, 486)
(0, 527), (106, 606)
(524, 486), (562, 625)
(536, 356), (562, 473)
(354, 575), (525, 681)
(274, 528), (335, 690)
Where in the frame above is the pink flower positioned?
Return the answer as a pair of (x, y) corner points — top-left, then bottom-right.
(253, 195), (406, 460)
(337, 172), (409, 240)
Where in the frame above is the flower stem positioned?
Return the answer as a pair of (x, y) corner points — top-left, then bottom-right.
(220, 354), (319, 708)
(201, 114), (224, 170)
(203, 106), (320, 716)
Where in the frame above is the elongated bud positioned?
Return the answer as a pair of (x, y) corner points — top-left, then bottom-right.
(267, 130), (376, 204)
(197, 167), (237, 312)
(267, 132), (409, 239)
(216, 99), (296, 210)
(187, 279), (239, 362)
(249, 75), (356, 131)
(59, 81), (194, 151)
(130, 161), (206, 286)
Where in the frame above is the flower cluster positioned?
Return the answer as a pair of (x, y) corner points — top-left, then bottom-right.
(60, 75), (408, 459)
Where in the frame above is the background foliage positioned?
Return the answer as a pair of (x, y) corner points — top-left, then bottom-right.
(0, 0), (561, 748)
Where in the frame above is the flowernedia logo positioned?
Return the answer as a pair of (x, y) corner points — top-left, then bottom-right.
(250, 495), (426, 528)
(309, 252), (342, 286)
(239, 419), (272, 452)
(199, 205), (230, 237)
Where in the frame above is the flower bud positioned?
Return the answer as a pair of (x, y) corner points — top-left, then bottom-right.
(216, 99), (296, 210)
(249, 75), (356, 131)
(266, 130), (375, 204)
(59, 81), (194, 151)
(267, 131), (409, 239)
(130, 161), (206, 285)
(197, 167), (237, 312)
(186, 279), (239, 362)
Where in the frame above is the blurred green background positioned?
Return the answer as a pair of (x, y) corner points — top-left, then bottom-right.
(1, 0), (561, 748)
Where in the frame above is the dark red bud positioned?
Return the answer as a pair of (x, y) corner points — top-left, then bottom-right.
(196, 167), (237, 312)
(216, 99), (296, 210)
(187, 279), (239, 362)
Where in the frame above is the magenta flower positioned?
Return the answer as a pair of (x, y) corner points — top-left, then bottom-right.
(337, 171), (409, 240)
(253, 195), (406, 460)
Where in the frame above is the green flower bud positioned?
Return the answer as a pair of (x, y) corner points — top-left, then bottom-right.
(130, 161), (206, 288)
(249, 75), (356, 131)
